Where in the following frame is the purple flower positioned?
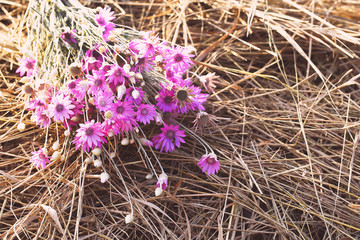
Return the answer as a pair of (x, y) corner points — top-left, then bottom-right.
(87, 70), (109, 95)
(136, 104), (156, 125)
(66, 79), (86, 100)
(153, 124), (185, 153)
(94, 90), (114, 112)
(110, 100), (134, 120)
(48, 93), (75, 122)
(156, 88), (176, 112)
(73, 120), (107, 151)
(16, 57), (37, 77)
(60, 29), (77, 45)
(173, 85), (209, 114)
(165, 46), (195, 72)
(96, 7), (115, 27)
(106, 64), (128, 85)
(129, 39), (155, 58)
(197, 153), (220, 175)
(30, 148), (50, 169)
(31, 111), (51, 128)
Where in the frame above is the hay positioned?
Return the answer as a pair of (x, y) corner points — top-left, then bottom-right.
(1, 0), (360, 239)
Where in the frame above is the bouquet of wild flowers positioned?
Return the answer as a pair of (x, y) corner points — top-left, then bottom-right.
(17, 0), (220, 222)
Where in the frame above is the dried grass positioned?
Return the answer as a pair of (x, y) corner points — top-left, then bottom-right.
(1, 0), (360, 239)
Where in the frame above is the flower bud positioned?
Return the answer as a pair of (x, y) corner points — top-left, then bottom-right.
(100, 172), (110, 183)
(155, 188), (163, 196)
(93, 159), (102, 168)
(129, 71), (135, 77)
(121, 138), (129, 146)
(129, 138), (135, 144)
(145, 173), (153, 180)
(135, 72), (143, 80)
(110, 152), (116, 159)
(132, 89), (140, 99)
(92, 147), (101, 156)
(155, 55), (163, 62)
(52, 141), (60, 151)
(105, 110), (113, 119)
(17, 122), (25, 132)
(51, 151), (62, 161)
(85, 157), (93, 164)
(99, 45), (106, 53)
(123, 64), (131, 73)
(88, 97), (95, 105)
(64, 130), (70, 137)
(108, 34), (116, 42)
(107, 129), (114, 137)
(125, 214), (134, 224)
(117, 85), (126, 99)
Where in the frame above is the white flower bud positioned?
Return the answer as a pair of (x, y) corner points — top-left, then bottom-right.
(52, 141), (60, 151)
(17, 122), (25, 132)
(110, 152), (116, 159)
(121, 138), (129, 146)
(51, 151), (62, 161)
(117, 85), (126, 99)
(145, 173), (153, 180)
(93, 159), (102, 168)
(99, 45), (106, 53)
(155, 55), (163, 62)
(155, 187), (163, 196)
(70, 115), (80, 122)
(92, 147), (101, 156)
(64, 130), (71, 137)
(132, 89), (140, 99)
(129, 77), (136, 84)
(129, 71), (135, 77)
(125, 214), (134, 224)
(105, 110), (113, 119)
(114, 45), (124, 53)
(88, 97), (95, 105)
(107, 129), (114, 137)
(100, 172), (110, 183)
(108, 34), (116, 42)
(135, 72), (143, 80)
(129, 138), (135, 144)
(85, 157), (93, 164)
(123, 64), (131, 74)
(134, 127), (139, 133)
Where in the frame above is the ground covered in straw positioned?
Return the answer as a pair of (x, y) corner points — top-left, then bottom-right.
(1, 0), (360, 239)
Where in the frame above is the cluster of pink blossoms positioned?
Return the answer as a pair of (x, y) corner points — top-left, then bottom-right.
(18, 6), (220, 188)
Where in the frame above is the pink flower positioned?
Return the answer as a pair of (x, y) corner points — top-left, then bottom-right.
(129, 39), (155, 58)
(136, 104), (156, 125)
(16, 57), (37, 77)
(165, 46), (195, 72)
(153, 124), (185, 153)
(30, 148), (50, 169)
(87, 71), (109, 95)
(96, 7), (115, 27)
(48, 93), (75, 122)
(156, 88), (176, 112)
(197, 153), (220, 175)
(31, 111), (51, 128)
(94, 90), (114, 112)
(110, 100), (134, 120)
(106, 64), (128, 85)
(73, 120), (107, 151)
